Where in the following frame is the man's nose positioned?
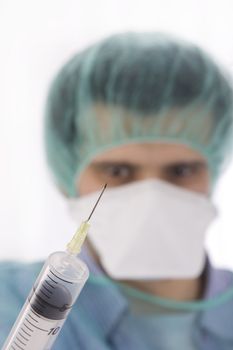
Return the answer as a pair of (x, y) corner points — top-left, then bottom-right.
(134, 168), (164, 182)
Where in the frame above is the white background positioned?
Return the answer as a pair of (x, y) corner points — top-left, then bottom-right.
(1, 0), (233, 268)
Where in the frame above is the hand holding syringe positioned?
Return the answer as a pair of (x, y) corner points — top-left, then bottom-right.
(3, 184), (107, 350)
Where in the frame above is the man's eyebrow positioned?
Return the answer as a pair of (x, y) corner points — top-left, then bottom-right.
(164, 160), (207, 167)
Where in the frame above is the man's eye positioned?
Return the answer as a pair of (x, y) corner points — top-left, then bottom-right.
(168, 163), (201, 178)
(104, 165), (133, 179)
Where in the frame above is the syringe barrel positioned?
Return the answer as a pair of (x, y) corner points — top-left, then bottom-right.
(3, 251), (89, 350)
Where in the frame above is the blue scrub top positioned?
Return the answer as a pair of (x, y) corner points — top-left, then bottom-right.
(1, 250), (233, 349)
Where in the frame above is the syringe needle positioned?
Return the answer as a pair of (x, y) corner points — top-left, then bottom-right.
(87, 183), (107, 221)
(66, 184), (107, 255)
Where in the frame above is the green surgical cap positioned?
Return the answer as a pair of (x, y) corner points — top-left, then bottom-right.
(45, 32), (233, 196)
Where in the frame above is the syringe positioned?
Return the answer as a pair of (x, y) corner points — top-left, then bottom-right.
(3, 184), (107, 350)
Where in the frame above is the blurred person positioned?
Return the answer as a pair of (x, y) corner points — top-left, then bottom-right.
(1, 32), (233, 349)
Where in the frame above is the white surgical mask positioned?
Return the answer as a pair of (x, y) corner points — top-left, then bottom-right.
(68, 179), (217, 280)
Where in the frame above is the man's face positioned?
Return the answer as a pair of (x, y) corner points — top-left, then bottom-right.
(77, 142), (210, 196)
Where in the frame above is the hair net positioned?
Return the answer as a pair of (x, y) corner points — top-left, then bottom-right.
(45, 32), (233, 196)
